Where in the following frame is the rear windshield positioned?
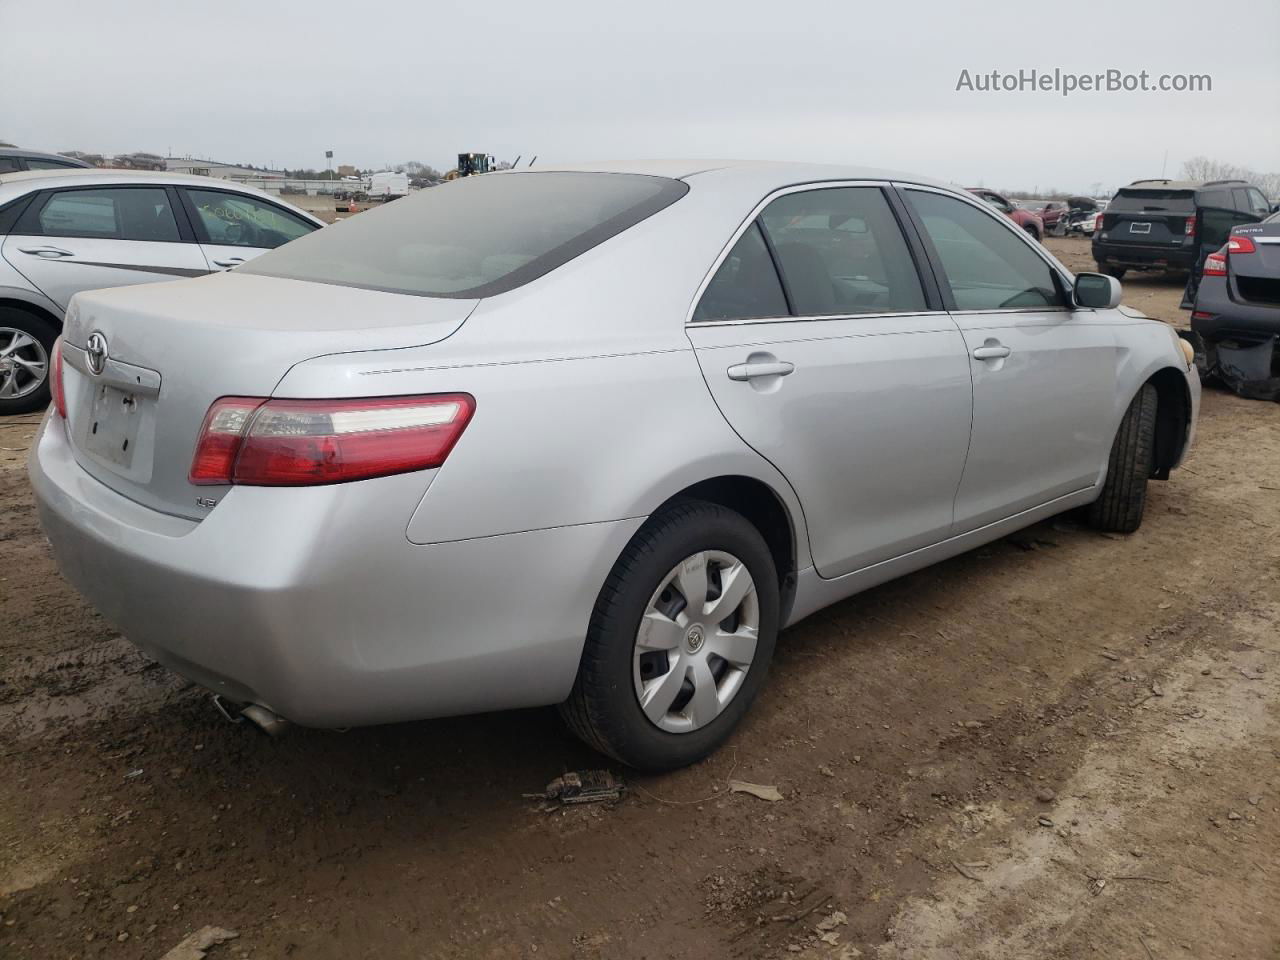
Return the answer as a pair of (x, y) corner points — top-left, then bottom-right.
(1107, 189), (1195, 214)
(240, 172), (688, 298)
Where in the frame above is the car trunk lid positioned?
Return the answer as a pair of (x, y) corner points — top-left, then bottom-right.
(59, 272), (476, 519)
(1230, 222), (1280, 307)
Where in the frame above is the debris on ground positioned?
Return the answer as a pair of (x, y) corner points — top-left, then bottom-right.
(729, 780), (784, 802)
(159, 926), (239, 960)
(524, 770), (625, 806)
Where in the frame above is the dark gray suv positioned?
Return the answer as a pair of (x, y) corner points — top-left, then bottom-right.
(1092, 178), (1272, 281)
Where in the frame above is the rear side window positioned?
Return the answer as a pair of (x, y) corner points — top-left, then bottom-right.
(185, 189), (315, 249)
(1108, 189), (1195, 213)
(34, 187), (180, 241)
(693, 223), (789, 322)
(241, 172), (689, 298)
(759, 187), (926, 316)
(905, 190), (1062, 311)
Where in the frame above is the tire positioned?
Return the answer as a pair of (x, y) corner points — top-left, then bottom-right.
(1087, 383), (1157, 534)
(560, 500), (780, 772)
(1101, 265), (1127, 280)
(0, 307), (59, 416)
(1024, 224), (1041, 242)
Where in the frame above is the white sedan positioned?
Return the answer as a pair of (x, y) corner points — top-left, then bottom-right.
(0, 169), (323, 413)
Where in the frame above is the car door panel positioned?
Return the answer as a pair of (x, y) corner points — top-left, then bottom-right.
(949, 312), (1116, 529)
(1, 186), (209, 311)
(687, 184), (973, 580)
(901, 186), (1117, 533)
(690, 315), (973, 578)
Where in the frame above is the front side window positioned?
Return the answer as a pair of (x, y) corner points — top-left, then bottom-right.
(240, 172), (688, 297)
(759, 187), (926, 316)
(185, 190), (314, 249)
(1247, 188), (1270, 217)
(693, 223), (788, 322)
(906, 190), (1063, 311)
(0, 157), (20, 173)
(25, 158), (77, 171)
(36, 187), (180, 241)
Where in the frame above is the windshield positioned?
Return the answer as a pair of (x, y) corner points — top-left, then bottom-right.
(241, 171), (688, 298)
(1108, 189), (1195, 214)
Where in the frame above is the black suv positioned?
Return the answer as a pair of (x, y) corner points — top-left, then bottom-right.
(1093, 178), (1272, 281)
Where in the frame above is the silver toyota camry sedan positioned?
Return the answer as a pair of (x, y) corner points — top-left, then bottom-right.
(30, 161), (1200, 770)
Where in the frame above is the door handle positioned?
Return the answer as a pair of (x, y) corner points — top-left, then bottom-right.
(212, 257), (245, 268)
(972, 344), (1012, 360)
(727, 360), (795, 381)
(18, 246), (74, 258)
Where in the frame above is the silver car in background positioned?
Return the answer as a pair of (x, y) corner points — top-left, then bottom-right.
(0, 169), (323, 413)
(29, 161), (1199, 770)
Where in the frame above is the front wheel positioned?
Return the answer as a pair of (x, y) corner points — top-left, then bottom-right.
(560, 500), (780, 771)
(0, 308), (58, 416)
(1088, 383), (1158, 533)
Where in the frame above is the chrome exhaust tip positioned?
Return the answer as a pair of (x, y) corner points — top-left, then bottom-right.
(241, 703), (289, 737)
(211, 694), (288, 736)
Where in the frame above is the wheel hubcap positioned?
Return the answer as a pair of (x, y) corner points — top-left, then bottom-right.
(0, 328), (49, 401)
(633, 550), (760, 734)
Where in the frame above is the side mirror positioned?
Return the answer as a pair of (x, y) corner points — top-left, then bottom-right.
(1074, 272), (1121, 309)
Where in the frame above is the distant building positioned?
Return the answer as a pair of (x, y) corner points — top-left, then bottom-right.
(164, 157), (285, 179)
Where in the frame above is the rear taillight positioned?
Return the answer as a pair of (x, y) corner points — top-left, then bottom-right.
(1184, 215), (1197, 236)
(189, 394), (475, 486)
(1227, 234), (1257, 255)
(1202, 249), (1228, 276)
(50, 337), (67, 419)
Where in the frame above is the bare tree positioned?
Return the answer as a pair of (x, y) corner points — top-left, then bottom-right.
(1180, 156), (1279, 200)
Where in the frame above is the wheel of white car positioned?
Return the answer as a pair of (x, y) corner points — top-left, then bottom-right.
(0, 308), (58, 416)
(560, 500), (780, 771)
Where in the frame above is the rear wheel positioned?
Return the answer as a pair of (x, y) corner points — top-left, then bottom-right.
(560, 500), (779, 771)
(0, 308), (58, 416)
(1087, 383), (1157, 533)
(1100, 265), (1127, 280)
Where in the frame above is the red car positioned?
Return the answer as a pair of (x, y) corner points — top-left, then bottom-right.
(966, 188), (1044, 241)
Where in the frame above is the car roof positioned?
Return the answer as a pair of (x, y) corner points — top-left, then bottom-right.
(499, 158), (958, 193)
(0, 148), (92, 166)
(0, 168), (324, 223)
(1124, 178), (1248, 190)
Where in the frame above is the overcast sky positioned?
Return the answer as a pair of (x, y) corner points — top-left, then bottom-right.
(3, 0), (1277, 193)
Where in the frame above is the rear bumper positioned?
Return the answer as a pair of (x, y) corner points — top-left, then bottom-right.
(1191, 278), (1280, 343)
(1093, 241), (1195, 271)
(29, 415), (642, 727)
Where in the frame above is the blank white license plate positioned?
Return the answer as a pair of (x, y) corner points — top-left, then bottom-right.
(84, 384), (143, 468)
(1129, 222), (1152, 234)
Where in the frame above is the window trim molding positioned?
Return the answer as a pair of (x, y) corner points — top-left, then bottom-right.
(686, 179), (940, 327)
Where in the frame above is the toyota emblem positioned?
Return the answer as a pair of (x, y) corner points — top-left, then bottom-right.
(85, 332), (108, 376)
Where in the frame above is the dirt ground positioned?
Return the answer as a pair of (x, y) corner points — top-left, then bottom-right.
(1, 236), (1276, 960)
